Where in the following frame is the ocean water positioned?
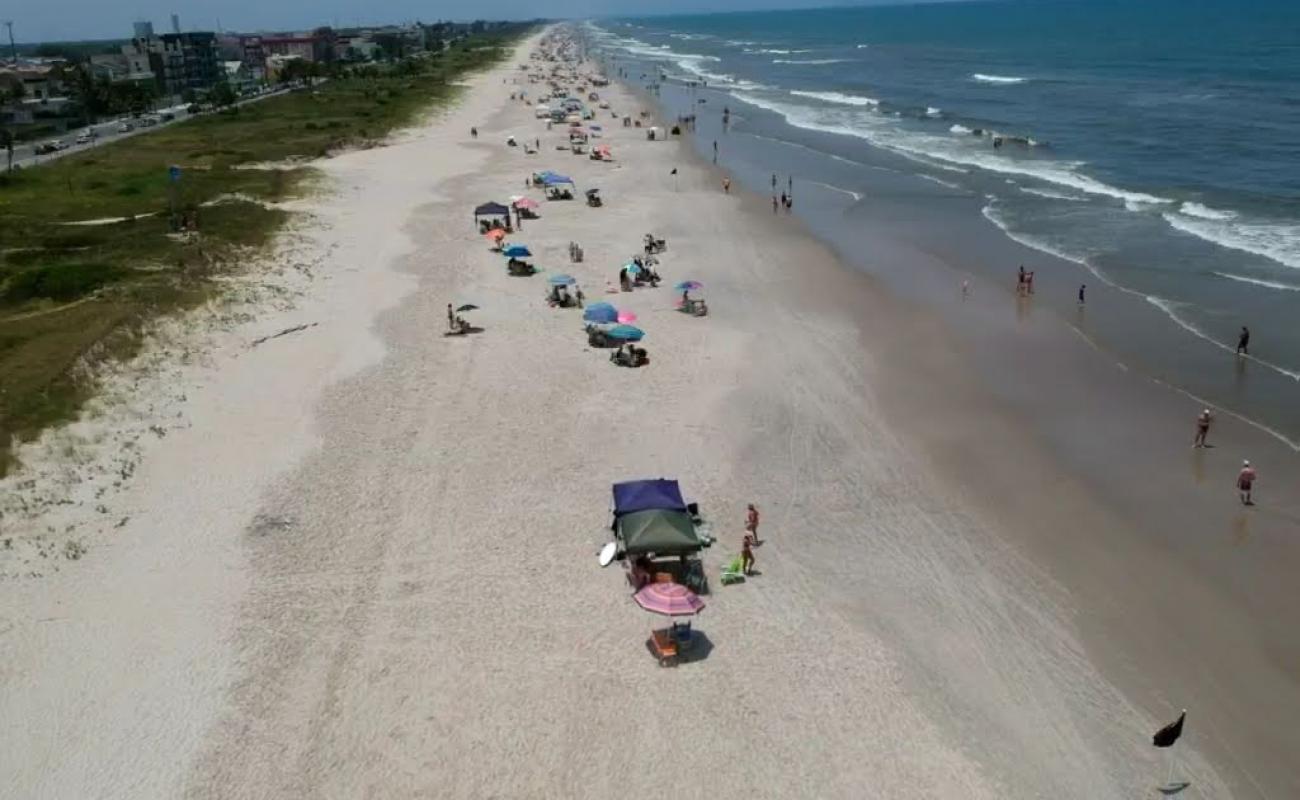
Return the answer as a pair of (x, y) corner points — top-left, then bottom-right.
(585, 0), (1300, 441)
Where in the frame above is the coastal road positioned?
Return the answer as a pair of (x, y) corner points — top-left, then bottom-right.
(9, 86), (296, 170)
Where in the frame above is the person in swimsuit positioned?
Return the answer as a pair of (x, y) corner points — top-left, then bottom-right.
(1194, 409), (1213, 448)
(741, 534), (755, 575)
(1237, 460), (1257, 505)
(1237, 326), (1250, 355)
(723, 177), (731, 194)
(745, 503), (760, 545)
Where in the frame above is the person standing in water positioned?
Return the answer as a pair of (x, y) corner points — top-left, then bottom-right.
(1078, 284), (1086, 305)
(1194, 409), (1213, 447)
(1237, 460), (1257, 505)
(1237, 326), (1250, 355)
(712, 140), (718, 163)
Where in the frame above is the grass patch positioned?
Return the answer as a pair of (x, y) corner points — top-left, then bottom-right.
(0, 31), (525, 475)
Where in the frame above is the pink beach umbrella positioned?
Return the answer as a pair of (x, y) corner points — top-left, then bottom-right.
(617, 310), (638, 323)
(633, 582), (705, 617)
(513, 197), (539, 210)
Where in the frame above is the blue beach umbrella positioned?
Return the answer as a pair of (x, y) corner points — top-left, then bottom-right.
(607, 324), (645, 342)
(623, 262), (642, 275)
(583, 305), (618, 323)
(549, 274), (577, 286)
(674, 280), (703, 291)
(503, 245), (531, 258)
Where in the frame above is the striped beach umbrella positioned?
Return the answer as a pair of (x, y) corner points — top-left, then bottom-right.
(633, 582), (705, 617)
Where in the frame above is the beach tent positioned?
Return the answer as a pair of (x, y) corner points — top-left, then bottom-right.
(542, 173), (574, 186)
(473, 202), (511, 223)
(616, 509), (702, 556)
(612, 478), (687, 518)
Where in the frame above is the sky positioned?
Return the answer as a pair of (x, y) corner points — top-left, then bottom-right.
(11, 0), (931, 43)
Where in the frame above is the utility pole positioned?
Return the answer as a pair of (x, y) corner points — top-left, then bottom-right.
(4, 21), (17, 65)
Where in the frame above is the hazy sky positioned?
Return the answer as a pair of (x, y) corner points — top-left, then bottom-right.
(13, 0), (907, 43)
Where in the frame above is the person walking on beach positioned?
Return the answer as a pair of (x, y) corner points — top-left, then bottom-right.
(962, 279), (970, 299)
(712, 140), (718, 163)
(741, 534), (756, 575)
(1078, 284), (1086, 306)
(723, 177), (731, 194)
(1017, 265), (1026, 296)
(1237, 460), (1257, 505)
(772, 195), (779, 214)
(447, 303), (455, 331)
(1237, 326), (1250, 355)
(1194, 409), (1213, 448)
(745, 503), (761, 545)
(470, 127), (477, 139)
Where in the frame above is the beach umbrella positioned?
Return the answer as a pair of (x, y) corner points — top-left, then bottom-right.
(549, 274), (577, 286)
(617, 310), (638, 323)
(624, 262), (642, 275)
(633, 582), (705, 617)
(503, 245), (532, 258)
(607, 324), (644, 342)
(583, 305), (618, 323)
(513, 197), (539, 209)
(456, 304), (479, 312)
(674, 280), (703, 291)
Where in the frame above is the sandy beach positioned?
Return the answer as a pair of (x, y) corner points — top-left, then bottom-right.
(2, 27), (1294, 798)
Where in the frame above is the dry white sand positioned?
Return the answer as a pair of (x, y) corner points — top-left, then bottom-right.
(1, 32), (1234, 799)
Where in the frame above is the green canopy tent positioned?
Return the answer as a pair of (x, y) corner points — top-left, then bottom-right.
(616, 509), (702, 556)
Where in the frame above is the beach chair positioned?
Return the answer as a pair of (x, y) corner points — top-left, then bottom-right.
(649, 629), (678, 667)
(720, 556), (745, 586)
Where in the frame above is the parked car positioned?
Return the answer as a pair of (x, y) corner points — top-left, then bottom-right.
(50, 139), (69, 150)
(117, 121), (134, 133)
(186, 103), (202, 114)
(160, 111), (175, 122)
(75, 132), (94, 145)
(34, 142), (59, 155)
(138, 116), (158, 128)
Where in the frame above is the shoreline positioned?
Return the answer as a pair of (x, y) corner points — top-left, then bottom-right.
(631, 60), (1300, 798)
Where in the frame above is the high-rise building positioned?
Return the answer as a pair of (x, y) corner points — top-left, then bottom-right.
(133, 21), (155, 39)
(171, 14), (181, 35)
(122, 26), (219, 96)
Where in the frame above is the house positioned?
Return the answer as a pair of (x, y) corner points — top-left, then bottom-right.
(222, 61), (261, 94)
(261, 34), (329, 63)
(122, 29), (221, 95)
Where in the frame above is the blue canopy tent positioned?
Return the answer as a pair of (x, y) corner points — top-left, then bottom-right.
(542, 173), (574, 186)
(612, 479), (687, 519)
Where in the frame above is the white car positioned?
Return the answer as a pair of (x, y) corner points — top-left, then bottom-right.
(117, 121), (134, 133)
(75, 132), (94, 144)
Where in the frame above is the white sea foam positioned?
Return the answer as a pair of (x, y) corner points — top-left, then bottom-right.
(807, 180), (864, 201)
(772, 58), (850, 65)
(734, 90), (1167, 206)
(972, 73), (1028, 84)
(1179, 201), (1237, 221)
(856, 44), (870, 49)
(918, 174), (962, 190)
(949, 124), (973, 135)
(745, 48), (812, 55)
(925, 106), (942, 117)
(1019, 186), (1087, 202)
(790, 90), (880, 107)
(1163, 212), (1300, 270)
(1212, 272), (1300, 291)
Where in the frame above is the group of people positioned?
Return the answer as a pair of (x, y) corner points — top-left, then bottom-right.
(740, 503), (761, 576)
(620, 255), (661, 291)
(1193, 409), (1259, 505)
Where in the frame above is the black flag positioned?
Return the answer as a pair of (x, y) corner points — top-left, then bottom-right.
(1152, 710), (1186, 748)
(670, 168), (678, 175)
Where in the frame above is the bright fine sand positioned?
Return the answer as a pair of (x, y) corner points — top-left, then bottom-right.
(0, 30), (1247, 799)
